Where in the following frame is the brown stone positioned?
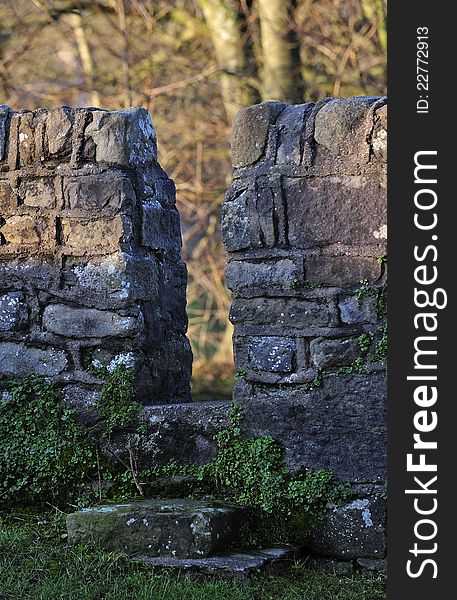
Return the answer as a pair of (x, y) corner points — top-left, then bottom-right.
(0, 181), (13, 209)
(19, 178), (56, 208)
(1, 215), (42, 245)
(46, 107), (73, 157)
(60, 216), (128, 253)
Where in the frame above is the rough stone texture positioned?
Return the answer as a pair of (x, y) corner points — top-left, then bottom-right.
(223, 96), (387, 475)
(67, 500), (244, 558)
(0, 106), (191, 404)
(135, 547), (295, 580)
(306, 497), (386, 560)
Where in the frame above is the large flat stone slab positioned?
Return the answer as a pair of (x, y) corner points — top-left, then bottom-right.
(67, 500), (244, 558)
(134, 547), (295, 580)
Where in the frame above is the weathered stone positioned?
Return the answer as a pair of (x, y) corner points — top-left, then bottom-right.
(232, 102), (287, 167)
(234, 373), (387, 480)
(310, 337), (359, 369)
(372, 105), (387, 162)
(0, 106), (10, 161)
(0, 181), (13, 209)
(276, 103), (312, 165)
(85, 108), (157, 166)
(314, 96), (378, 155)
(135, 547), (295, 579)
(307, 497), (386, 559)
(137, 164), (176, 204)
(62, 385), (100, 425)
(225, 259), (299, 293)
(248, 336), (296, 373)
(46, 107), (74, 156)
(0, 292), (28, 331)
(230, 298), (332, 329)
(67, 500), (244, 558)
(16, 112), (36, 165)
(60, 216), (128, 253)
(338, 296), (378, 324)
(305, 256), (381, 287)
(221, 191), (251, 251)
(42, 304), (140, 338)
(356, 558), (387, 574)
(141, 202), (182, 251)
(70, 252), (159, 302)
(64, 173), (135, 214)
(285, 176), (387, 249)
(0, 215), (45, 245)
(0, 342), (68, 376)
(19, 178), (56, 208)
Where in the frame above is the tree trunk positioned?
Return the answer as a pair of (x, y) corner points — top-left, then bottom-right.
(257, 0), (303, 103)
(197, 0), (258, 123)
(66, 13), (101, 107)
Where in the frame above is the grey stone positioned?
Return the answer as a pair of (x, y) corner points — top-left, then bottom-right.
(0, 106), (10, 161)
(0, 292), (28, 331)
(64, 172), (136, 214)
(248, 336), (296, 373)
(232, 102), (287, 167)
(307, 497), (386, 560)
(221, 191), (251, 251)
(276, 103), (312, 165)
(62, 385), (100, 425)
(356, 558), (387, 574)
(85, 108), (157, 166)
(67, 500), (244, 558)
(305, 256), (381, 287)
(42, 304), (140, 338)
(234, 373), (387, 481)
(285, 176), (387, 249)
(19, 178), (56, 208)
(69, 252), (159, 302)
(230, 298), (332, 329)
(225, 259), (299, 293)
(135, 547), (295, 580)
(314, 97), (378, 155)
(372, 105), (387, 162)
(310, 337), (359, 369)
(0, 342), (68, 376)
(338, 296), (378, 324)
(141, 202), (182, 251)
(46, 107), (74, 156)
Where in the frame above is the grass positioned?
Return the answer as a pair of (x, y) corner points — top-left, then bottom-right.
(0, 511), (386, 600)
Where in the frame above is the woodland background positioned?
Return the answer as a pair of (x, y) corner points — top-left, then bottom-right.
(0, 0), (387, 393)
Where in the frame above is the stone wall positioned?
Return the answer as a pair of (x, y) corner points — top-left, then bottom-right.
(0, 105), (192, 406)
(221, 97), (387, 561)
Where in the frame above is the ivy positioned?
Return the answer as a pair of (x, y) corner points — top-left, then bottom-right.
(373, 323), (388, 362)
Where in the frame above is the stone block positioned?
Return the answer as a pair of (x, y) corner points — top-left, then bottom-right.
(19, 178), (56, 208)
(0, 106), (10, 161)
(234, 373), (387, 481)
(305, 256), (381, 287)
(276, 103), (312, 165)
(0, 181), (13, 209)
(63, 173), (135, 215)
(141, 202), (182, 251)
(60, 216), (129, 254)
(221, 191), (251, 251)
(285, 176), (387, 249)
(230, 298), (332, 329)
(0, 215), (48, 246)
(314, 96), (378, 155)
(67, 500), (243, 558)
(85, 108), (157, 166)
(42, 304), (140, 338)
(248, 336), (296, 373)
(0, 292), (28, 331)
(225, 259), (299, 294)
(70, 252), (159, 302)
(45, 107), (74, 157)
(232, 102), (287, 167)
(372, 104), (387, 162)
(310, 337), (359, 369)
(338, 296), (378, 324)
(0, 342), (68, 376)
(307, 497), (386, 559)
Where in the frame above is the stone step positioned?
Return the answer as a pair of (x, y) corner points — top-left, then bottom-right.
(134, 547), (296, 580)
(67, 499), (246, 559)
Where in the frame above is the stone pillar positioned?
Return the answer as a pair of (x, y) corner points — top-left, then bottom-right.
(0, 105), (192, 405)
(222, 96), (387, 480)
